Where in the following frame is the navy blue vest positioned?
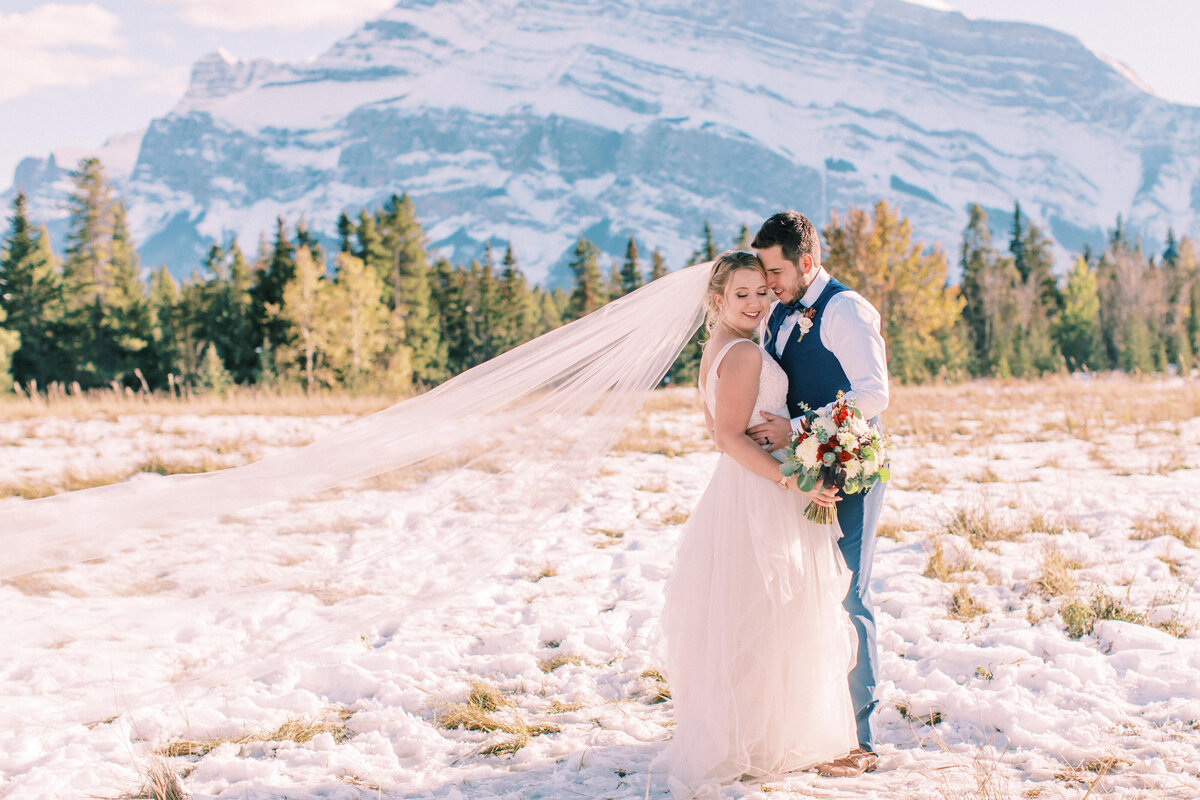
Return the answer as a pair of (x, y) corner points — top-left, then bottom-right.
(766, 277), (852, 418)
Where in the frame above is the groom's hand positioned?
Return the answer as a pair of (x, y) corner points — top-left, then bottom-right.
(747, 411), (791, 451)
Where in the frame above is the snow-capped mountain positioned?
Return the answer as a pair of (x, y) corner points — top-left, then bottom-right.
(6, 0), (1200, 283)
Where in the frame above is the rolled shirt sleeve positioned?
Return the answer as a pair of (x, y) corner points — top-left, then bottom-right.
(816, 291), (889, 421)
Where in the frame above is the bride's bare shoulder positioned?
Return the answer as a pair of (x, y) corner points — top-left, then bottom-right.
(705, 336), (761, 381)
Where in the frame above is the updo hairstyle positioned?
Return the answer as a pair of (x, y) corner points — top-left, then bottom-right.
(704, 250), (767, 333)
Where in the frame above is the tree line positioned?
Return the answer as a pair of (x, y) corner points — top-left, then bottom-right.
(1, 157), (1196, 396)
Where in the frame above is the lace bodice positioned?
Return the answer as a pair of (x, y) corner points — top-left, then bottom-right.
(700, 338), (790, 428)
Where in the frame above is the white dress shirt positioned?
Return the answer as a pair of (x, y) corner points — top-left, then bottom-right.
(768, 267), (889, 428)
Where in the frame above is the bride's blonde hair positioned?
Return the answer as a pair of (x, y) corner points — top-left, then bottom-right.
(705, 250), (767, 332)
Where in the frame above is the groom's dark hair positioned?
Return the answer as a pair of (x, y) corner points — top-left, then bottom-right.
(752, 211), (821, 266)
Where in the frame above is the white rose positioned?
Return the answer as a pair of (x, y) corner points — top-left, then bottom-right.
(861, 457), (879, 476)
(796, 316), (814, 336)
(843, 459), (862, 479)
(848, 416), (870, 437)
(796, 436), (820, 467)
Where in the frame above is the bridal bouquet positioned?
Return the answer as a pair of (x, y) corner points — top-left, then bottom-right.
(779, 393), (891, 525)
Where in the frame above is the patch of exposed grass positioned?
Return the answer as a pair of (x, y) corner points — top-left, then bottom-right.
(532, 564), (558, 581)
(660, 508), (690, 526)
(877, 518), (919, 541)
(156, 710), (354, 758)
(635, 479), (669, 493)
(435, 681), (558, 756)
(640, 668), (671, 704)
(547, 699), (584, 714)
(539, 654), (590, 673)
(945, 506), (1022, 549)
(1032, 546), (1080, 599)
(1061, 589), (1148, 639)
(1131, 512), (1198, 548)
(897, 463), (944, 493)
(924, 538), (973, 582)
(949, 584), (988, 620)
(127, 758), (187, 800)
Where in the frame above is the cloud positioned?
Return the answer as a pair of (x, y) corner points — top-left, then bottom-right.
(150, 0), (396, 32)
(0, 3), (139, 102)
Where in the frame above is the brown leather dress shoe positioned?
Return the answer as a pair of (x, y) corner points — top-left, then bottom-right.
(815, 747), (878, 777)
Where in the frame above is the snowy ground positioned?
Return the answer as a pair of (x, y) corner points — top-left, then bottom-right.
(1, 377), (1199, 800)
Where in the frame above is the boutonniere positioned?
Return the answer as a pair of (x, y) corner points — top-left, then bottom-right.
(794, 306), (818, 341)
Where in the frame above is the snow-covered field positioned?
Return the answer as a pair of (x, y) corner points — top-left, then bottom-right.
(1, 377), (1199, 800)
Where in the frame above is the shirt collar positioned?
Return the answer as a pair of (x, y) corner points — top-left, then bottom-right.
(798, 267), (829, 308)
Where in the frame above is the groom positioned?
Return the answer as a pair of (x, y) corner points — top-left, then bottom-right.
(747, 210), (889, 776)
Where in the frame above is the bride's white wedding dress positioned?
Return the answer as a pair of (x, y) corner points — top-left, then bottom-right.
(662, 338), (858, 799)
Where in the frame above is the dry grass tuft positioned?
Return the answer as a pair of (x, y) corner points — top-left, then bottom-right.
(897, 463), (944, 493)
(435, 681), (559, 756)
(877, 518), (919, 541)
(547, 699), (584, 714)
(924, 538), (973, 582)
(660, 507), (690, 526)
(532, 564), (558, 581)
(1032, 546), (1081, 599)
(949, 584), (988, 620)
(945, 506), (1022, 549)
(128, 758), (188, 800)
(539, 654), (590, 673)
(1060, 589), (1147, 639)
(1131, 512), (1198, 548)
(156, 710), (353, 758)
(640, 668), (671, 704)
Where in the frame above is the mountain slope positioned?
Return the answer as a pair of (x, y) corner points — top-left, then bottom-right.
(6, 0), (1199, 282)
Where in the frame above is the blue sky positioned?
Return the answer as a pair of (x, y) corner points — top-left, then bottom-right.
(2, 0), (1198, 188)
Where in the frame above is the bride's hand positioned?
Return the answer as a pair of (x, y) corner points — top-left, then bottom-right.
(798, 479), (840, 507)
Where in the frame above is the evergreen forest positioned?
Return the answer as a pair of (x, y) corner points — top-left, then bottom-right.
(1, 158), (1197, 397)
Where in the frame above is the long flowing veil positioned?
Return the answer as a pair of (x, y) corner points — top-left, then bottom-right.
(0, 262), (711, 731)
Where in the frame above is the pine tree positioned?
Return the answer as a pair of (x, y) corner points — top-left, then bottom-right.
(148, 266), (181, 385)
(223, 238), (258, 382)
(354, 210), (389, 282)
(691, 221), (718, 264)
(378, 193), (444, 384)
(733, 224), (751, 251)
(433, 257), (471, 375)
(617, 236), (643, 297)
(0, 192), (66, 387)
(566, 237), (605, 320)
(1055, 257), (1105, 371)
(497, 244), (537, 352)
(650, 249), (667, 281)
(1163, 235), (1198, 372)
(101, 201), (154, 385)
(62, 157), (117, 386)
(250, 217), (297, 358)
(336, 211), (355, 254)
(959, 204), (993, 370)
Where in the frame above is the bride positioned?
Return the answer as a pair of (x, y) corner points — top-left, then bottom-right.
(662, 251), (858, 798)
